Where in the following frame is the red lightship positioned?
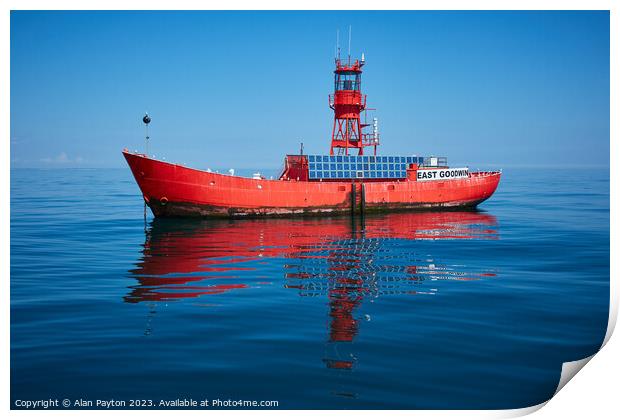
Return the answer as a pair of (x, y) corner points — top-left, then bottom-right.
(123, 50), (500, 218)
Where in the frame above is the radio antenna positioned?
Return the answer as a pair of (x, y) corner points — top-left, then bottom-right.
(336, 29), (340, 59)
(348, 25), (351, 64)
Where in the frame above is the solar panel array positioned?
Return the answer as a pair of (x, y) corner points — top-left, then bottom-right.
(307, 155), (424, 180)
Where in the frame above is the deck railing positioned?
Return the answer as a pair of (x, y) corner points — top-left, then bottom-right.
(422, 157), (448, 167)
(328, 94), (367, 109)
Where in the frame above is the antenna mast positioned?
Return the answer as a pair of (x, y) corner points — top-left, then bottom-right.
(348, 25), (351, 64)
(336, 29), (340, 59)
(142, 113), (151, 156)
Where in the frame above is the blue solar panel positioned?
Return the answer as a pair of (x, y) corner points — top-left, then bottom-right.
(307, 155), (422, 180)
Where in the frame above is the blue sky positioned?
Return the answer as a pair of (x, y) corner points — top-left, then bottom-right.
(10, 11), (609, 169)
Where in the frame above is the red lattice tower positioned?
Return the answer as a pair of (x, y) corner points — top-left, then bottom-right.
(328, 55), (379, 156)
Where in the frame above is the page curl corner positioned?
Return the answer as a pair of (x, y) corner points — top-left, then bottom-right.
(554, 355), (595, 396)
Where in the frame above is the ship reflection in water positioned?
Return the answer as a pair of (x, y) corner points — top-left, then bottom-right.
(128, 211), (498, 376)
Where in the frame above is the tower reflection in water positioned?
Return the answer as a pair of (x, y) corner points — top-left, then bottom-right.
(128, 211), (498, 372)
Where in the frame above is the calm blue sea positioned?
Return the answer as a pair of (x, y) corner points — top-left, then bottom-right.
(10, 167), (609, 409)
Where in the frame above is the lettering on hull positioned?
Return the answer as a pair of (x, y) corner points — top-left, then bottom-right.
(417, 168), (469, 182)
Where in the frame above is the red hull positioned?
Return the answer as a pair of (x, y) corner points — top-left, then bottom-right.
(123, 150), (500, 218)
